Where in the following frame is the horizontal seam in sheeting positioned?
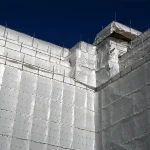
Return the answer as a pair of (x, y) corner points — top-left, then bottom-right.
(107, 132), (150, 150)
(0, 133), (77, 150)
(0, 43), (71, 69)
(0, 62), (95, 91)
(0, 54), (71, 78)
(97, 105), (150, 133)
(0, 107), (97, 133)
(0, 46), (71, 69)
(0, 33), (68, 59)
(100, 83), (148, 110)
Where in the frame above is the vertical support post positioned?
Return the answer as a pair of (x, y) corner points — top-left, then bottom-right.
(59, 51), (62, 63)
(32, 32), (35, 47)
(49, 48), (51, 62)
(130, 20), (132, 47)
(61, 43), (64, 59)
(47, 46), (49, 53)
(141, 36), (145, 58)
(3, 22), (7, 37)
(20, 42), (23, 52)
(35, 43), (38, 57)
(17, 35), (19, 43)
(52, 65), (55, 79)
(5, 52), (8, 65)
(22, 54), (25, 70)
(86, 38), (90, 52)
(4, 31), (8, 47)
(63, 70), (65, 83)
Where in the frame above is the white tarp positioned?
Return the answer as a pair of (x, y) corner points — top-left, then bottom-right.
(0, 21), (150, 150)
(94, 21), (141, 45)
(96, 37), (128, 86)
(67, 41), (97, 87)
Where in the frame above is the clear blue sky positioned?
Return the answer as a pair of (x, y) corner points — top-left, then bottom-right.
(0, 0), (149, 48)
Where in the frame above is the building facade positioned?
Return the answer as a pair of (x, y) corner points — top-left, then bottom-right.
(0, 21), (150, 150)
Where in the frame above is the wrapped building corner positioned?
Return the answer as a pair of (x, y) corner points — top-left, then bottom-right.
(0, 21), (150, 150)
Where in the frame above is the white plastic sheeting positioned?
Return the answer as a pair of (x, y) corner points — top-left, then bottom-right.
(68, 41), (97, 88)
(94, 21), (141, 45)
(96, 37), (128, 86)
(0, 25), (69, 58)
(0, 21), (150, 150)
(0, 63), (98, 150)
(0, 33), (71, 79)
(119, 29), (150, 71)
(0, 26), (99, 150)
(130, 29), (150, 49)
(95, 27), (150, 150)
(96, 59), (150, 150)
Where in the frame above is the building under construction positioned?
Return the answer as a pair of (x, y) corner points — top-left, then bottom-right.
(0, 21), (150, 150)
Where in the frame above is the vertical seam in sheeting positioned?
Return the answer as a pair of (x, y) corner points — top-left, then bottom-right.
(45, 78), (52, 146)
(58, 81), (64, 147)
(28, 72), (38, 150)
(70, 85), (75, 149)
(9, 67), (22, 150)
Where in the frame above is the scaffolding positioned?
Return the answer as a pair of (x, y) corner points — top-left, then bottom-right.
(0, 21), (150, 150)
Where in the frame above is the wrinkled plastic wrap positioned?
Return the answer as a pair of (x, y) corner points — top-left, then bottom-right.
(96, 37), (128, 86)
(94, 21), (141, 45)
(68, 41), (97, 88)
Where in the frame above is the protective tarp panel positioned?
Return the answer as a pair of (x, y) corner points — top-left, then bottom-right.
(94, 21), (141, 45)
(119, 29), (150, 72)
(0, 135), (11, 150)
(0, 63), (96, 150)
(96, 60), (150, 150)
(96, 37), (129, 86)
(68, 41), (97, 87)
(0, 25), (69, 57)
